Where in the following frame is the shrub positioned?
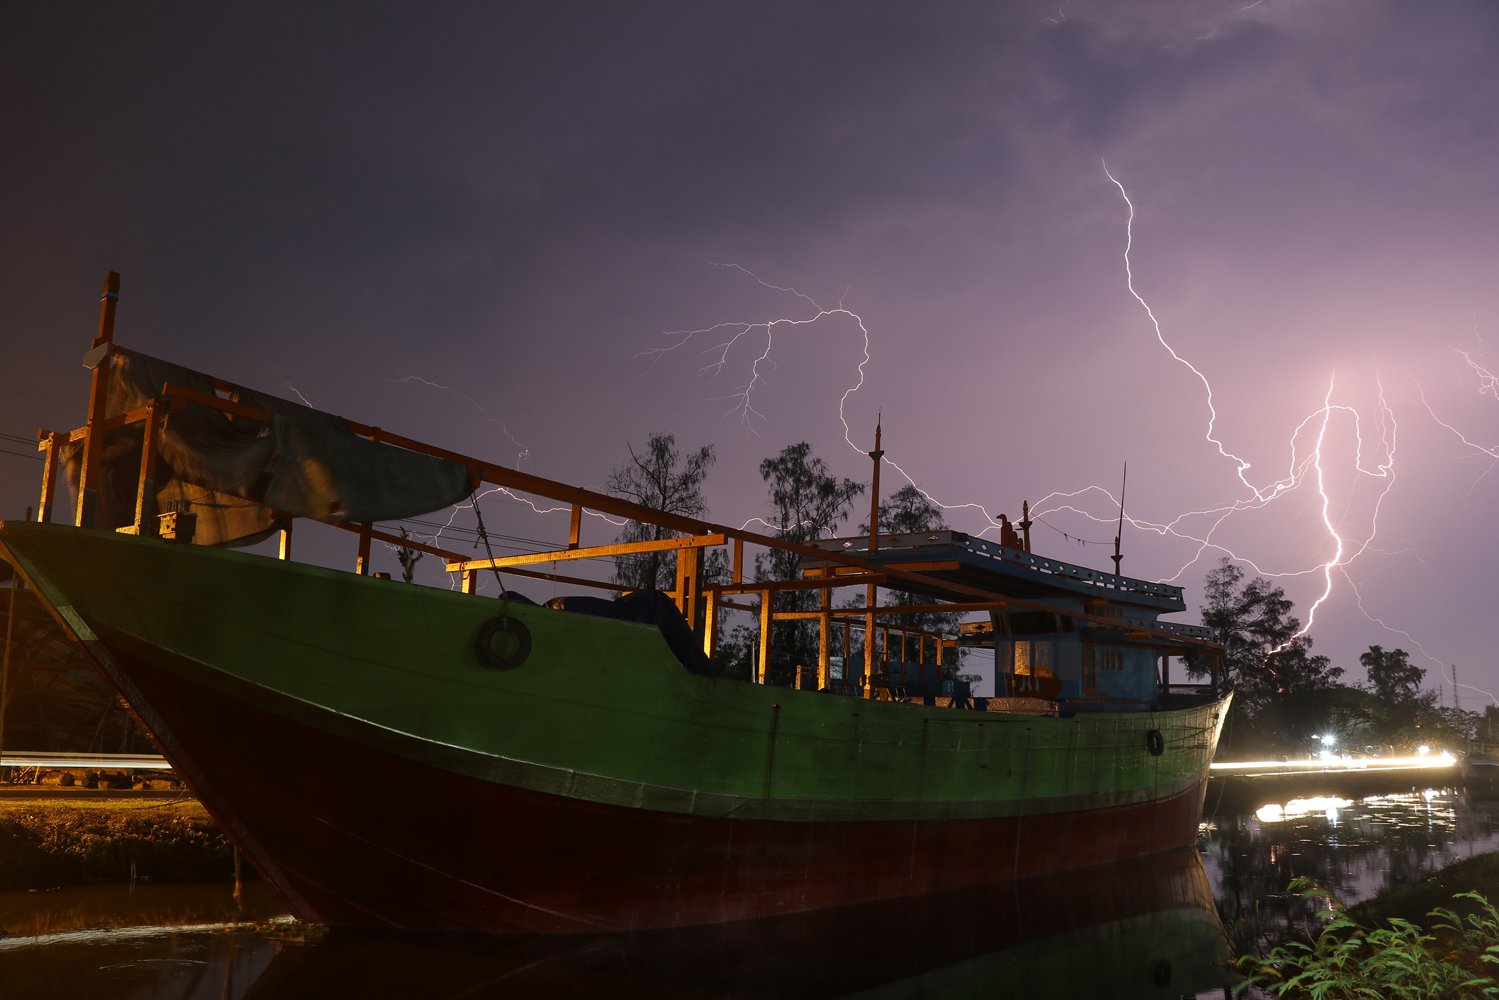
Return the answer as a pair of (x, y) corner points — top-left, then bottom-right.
(1238, 878), (1499, 998)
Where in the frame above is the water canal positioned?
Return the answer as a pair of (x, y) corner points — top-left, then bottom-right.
(4, 786), (1496, 999)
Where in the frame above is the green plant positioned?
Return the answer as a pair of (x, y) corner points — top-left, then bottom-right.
(1237, 878), (1499, 998)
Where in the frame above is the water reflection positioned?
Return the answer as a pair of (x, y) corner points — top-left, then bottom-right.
(1, 850), (1230, 1000)
(1201, 786), (1499, 955)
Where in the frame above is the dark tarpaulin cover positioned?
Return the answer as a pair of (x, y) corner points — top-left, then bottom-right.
(64, 347), (471, 546)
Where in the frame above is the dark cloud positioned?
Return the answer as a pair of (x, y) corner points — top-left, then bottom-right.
(4, 0), (1499, 696)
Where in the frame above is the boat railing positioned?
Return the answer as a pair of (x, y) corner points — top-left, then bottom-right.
(810, 532), (1186, 603)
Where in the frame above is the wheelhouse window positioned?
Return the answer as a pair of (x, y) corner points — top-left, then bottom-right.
(1083, 645), (1126, 691)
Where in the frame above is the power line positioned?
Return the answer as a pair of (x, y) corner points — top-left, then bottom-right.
(0, 447), (42, 463)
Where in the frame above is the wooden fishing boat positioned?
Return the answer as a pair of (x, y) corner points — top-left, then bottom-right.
(0, 273), (1230, 933)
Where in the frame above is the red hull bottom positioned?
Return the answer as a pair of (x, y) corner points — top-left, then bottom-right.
(103, 646), (1209, 933)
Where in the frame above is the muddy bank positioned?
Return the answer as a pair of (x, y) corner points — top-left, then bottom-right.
(0, 792), (239, 890)
(1351, 849), (1499, 926)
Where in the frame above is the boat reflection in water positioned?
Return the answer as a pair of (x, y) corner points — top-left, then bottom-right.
(2, 849), (1230, 1000)
(252, 849), (1230, 999)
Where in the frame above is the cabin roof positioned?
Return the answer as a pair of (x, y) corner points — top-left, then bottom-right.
(806, 531), (1189, 614)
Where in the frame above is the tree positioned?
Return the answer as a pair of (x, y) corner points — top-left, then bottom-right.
(755, 442), (864, 685)
(1361, 645), (1424, 706)
(871, 484), (949, 536)
(605, 432), (715, 593)
(1360, 645), (1435, 744)
(1199, 558), (1344, 750)
(860, 484), (961, 677)
(395, 527), (423, 584)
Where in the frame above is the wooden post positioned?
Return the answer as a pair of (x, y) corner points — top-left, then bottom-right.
(131, 399), (163, 534)
(864, 421), (883, 699)
(818, 585), (832, 690)
(36, 432), (63, 523)
(278, 522), (294, 561)
(76, 272), (121, 528)
(757, 589), (772, 685)
(568, 504), (583, 549)
(1, 578), (16, 762)
(702, 588), (718, 659)
(463, 569), (477, 595)
(675, 543), (706, 636)
(842, 621), (852, 689)
(356, 522), (373, 575)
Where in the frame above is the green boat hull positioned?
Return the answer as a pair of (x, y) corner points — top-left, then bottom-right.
(0, 521), (1229, 932)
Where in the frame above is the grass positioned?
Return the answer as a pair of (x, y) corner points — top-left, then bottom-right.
(0, 792), (238, 890)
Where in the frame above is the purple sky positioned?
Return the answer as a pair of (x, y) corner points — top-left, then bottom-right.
(4, 2), (1497, 704)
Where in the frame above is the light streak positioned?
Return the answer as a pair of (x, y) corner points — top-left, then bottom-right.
(1212, 752), (1456, 775)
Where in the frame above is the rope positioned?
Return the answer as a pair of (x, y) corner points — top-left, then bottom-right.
(468, 490), (513, 619)
(1035, 517), (1113, 547)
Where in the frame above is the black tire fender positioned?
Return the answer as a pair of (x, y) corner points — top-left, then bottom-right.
(476, 616), (531, 670)
(1146, 728), (1165, 757)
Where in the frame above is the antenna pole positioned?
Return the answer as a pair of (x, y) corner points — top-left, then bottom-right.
(1111, 462), (1127, 575)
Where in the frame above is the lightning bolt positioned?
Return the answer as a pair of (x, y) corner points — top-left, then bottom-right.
(391, 370), (531, 469)
(1102, 161), (1397, 653)
(644, 263), (1003, 533)
(283, 383), (314, 407)
(1421, 348), (1499, 491)
(647, 171), (1420, 679)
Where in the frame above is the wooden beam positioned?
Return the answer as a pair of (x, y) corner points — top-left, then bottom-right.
(161, 383), (271, 424)
(710, 573), (885, 596)
(446, 533), (725, 572)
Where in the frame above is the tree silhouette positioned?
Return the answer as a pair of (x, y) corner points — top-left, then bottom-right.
(605, 432), (715, 593)
(755, 442), (863, 685)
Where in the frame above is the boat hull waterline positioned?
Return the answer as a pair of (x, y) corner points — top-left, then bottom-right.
(0, 521), (1229, 933)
